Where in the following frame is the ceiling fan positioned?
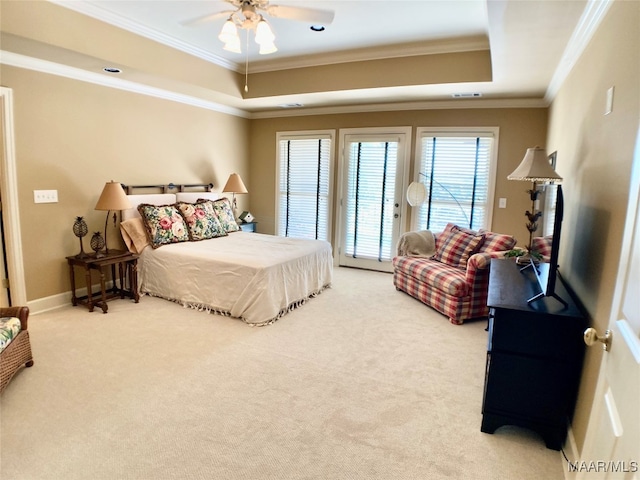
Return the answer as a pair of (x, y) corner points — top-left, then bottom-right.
(182, 0), (334, 55)
(182, 1), (334, 91)
(182, 0), (335, 29)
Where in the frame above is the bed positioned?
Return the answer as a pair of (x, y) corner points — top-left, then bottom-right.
(120, 191), (333, 326)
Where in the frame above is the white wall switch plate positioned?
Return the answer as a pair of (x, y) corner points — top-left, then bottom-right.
(499, 197), (507, 208)
(34, 189), (58, 203)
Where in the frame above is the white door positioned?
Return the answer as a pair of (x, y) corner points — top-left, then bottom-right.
(0, 91), (11, 307)
(577, 145), (640, 478)
(337, 128), (410, 272)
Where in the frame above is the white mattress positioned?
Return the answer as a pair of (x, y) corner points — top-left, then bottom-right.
(138, 231), (333, 325)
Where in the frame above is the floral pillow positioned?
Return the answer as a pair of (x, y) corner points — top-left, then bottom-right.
(137, 203), (190, 248)
(432, 225), (485, 269)
(176, 201), (227, 241)
(200, 197), (240, 233)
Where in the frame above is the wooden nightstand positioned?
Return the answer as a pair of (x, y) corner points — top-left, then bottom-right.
(239, 221), (257, 232)
(66, 249), (139, 313)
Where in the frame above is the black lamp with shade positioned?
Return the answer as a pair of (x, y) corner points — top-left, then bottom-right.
(507, 146), (563, 251)
(95, 181), (132, 254)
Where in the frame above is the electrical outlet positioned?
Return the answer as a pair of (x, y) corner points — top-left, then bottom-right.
(33, 190), (58, 203)
(499, 197), (507, 209)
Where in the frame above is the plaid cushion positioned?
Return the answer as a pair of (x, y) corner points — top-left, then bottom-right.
(432, 226), (484, 268)
(531, 235), (552, 261)
(393, 256), (469, 296)
(477, 229), (516, 253)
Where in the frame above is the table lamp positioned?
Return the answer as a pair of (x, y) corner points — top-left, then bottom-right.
(508, 146), (563, 251)
(95, 181), (132, 254)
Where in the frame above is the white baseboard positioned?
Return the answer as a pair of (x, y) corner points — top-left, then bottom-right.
(28, 281), (114, 315)
(563, 425), (580, 480)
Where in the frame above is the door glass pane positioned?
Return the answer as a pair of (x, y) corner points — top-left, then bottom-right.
(344, 141), (398, 261)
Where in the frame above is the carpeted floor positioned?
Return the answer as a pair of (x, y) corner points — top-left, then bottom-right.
(0, 267), (565, 479)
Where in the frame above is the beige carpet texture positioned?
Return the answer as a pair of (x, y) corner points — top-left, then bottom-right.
(1, 267), (566, 479)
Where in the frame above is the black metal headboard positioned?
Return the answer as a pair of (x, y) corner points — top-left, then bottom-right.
(121, 183), (214, 194)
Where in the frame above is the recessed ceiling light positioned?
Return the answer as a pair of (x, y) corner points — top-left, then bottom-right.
(103, 67), (122, 74)
(310, 25), (325, 32)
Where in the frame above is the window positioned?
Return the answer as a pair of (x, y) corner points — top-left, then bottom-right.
(276, 131), (334, 241)
(412, 128), (498, 232)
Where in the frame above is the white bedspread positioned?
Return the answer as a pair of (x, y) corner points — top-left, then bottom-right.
(137, 232), (333, 325)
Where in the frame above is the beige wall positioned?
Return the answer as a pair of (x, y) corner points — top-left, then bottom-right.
(1, 65), (250, 302)
(249, 108), (548, 244)
(546, 0), (639, 453)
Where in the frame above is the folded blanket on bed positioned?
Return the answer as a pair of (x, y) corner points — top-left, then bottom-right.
(396, 230), (436, 257)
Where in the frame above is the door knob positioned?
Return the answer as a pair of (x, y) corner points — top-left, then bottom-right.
(584, 328), (612, 351)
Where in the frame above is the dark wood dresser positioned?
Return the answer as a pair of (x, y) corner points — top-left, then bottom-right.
(481, 258), (587, 450)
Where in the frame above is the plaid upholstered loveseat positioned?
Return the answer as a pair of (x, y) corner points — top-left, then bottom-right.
(392, 223), (516, 325)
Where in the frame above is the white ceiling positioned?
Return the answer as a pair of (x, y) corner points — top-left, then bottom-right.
(49, 0), (595, 113)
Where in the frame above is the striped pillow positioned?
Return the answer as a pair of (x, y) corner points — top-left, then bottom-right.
(433, 226), (485, 268)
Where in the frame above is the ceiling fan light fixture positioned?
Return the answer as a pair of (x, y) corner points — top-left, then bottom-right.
(223, 38), (242, 53)
(258, 41), (277, 54)
(310, 25), (325, 32)
(255, 19), (275, 45)
(218, 19), (239, 44)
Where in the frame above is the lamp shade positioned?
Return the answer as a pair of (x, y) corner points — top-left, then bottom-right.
(222, 173), (248, 194)
(95, 181), (131, 211)
(255, 20), (275, 45)
(258, 41), (278, 55)
(508, 146), (563, 182)
(218, 19), (239, 44)
(406, 181), (428, 206)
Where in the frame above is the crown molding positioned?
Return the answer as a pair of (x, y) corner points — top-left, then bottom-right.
(49, 0), (237, 71)
(545, 0), (613, 102)
(249, 98), (548, 119)
(1, 50), (547, 120)
(246, 35), (489, 74)
(1, 51), (250, 118)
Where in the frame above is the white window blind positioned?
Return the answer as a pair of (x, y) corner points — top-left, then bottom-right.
(277, 134), (332, 241)
(415, 132), (496, 232)
(542, 183), (558, 236)
(344, 140), (398, 261)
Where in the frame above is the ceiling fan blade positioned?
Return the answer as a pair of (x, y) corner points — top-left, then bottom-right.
(180, 10), (235, 27)
(265, 5), (335, 25)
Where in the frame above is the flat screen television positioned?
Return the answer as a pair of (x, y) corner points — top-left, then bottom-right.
(527, 184), (568, 307)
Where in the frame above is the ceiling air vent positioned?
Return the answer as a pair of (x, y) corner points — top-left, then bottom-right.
(278, 103), (304, 108)
(452, 93), (482, 98)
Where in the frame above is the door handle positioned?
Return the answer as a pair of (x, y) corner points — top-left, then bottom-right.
(584, 327), (612, 351)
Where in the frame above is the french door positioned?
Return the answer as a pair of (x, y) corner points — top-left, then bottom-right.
(337, 128), (411, 272)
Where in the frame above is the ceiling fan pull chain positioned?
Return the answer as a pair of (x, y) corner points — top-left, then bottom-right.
(244, 29), (249, 93)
